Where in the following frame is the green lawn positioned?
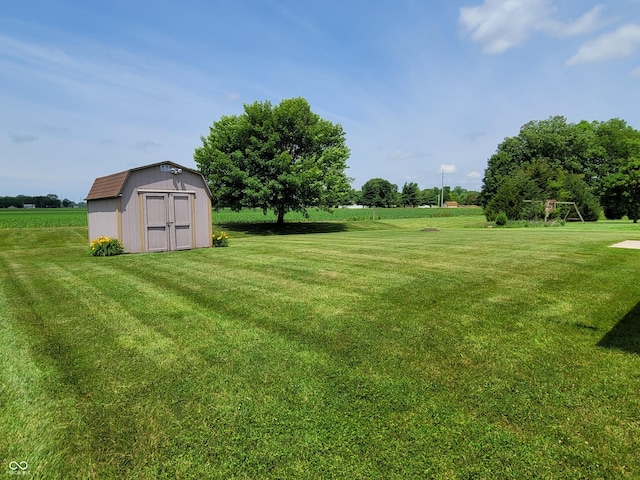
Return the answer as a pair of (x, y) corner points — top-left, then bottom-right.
(1, 213), (639, 478)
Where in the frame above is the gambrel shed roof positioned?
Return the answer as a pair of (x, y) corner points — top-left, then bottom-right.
(86, 161), (212, 201)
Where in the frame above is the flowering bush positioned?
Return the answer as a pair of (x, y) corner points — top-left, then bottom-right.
(90, 236), (125, 256)
(212, 231), (229, 247)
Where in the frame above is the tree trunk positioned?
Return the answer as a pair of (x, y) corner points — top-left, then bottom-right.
(277, 209), (285, 225)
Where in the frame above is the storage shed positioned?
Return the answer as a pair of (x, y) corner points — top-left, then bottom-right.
(86, 162), (212, 253)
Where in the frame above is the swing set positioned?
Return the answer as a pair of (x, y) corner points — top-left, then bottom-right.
(524, 199), (585, 223)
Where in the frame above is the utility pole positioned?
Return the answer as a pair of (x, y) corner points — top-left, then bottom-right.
(440, 169), (445, 208)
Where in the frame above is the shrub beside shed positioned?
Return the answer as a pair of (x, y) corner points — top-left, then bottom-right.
(86, 162), (213, 253)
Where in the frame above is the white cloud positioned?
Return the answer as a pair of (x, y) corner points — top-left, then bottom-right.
(459, 0), (605, 54)
(547, 5), (606, 38)
(440, 164), (457, 174)
(464, 171), (483, 187)
(459, 0), (552, 54)
(566, 24), (640, 66)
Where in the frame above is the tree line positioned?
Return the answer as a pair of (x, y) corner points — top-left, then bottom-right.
(481, 116), (640, 223)
(0, 194), (81, 208)
(345, 179), (480, 208)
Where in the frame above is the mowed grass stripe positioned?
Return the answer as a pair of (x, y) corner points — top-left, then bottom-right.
(0, 258), (65, 476)
(0, 253), (102, 478)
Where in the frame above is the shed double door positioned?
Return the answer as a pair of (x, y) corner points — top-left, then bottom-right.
(143, 192), (193, 252)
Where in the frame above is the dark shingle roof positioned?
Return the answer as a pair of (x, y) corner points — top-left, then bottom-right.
(85, 170), (130, 200)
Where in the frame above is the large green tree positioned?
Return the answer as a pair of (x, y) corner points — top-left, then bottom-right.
(480, 116), (596, 206)
(480, 116), (640, 221)
(361, 178), (398, 207)
(194, 97), (352, 224)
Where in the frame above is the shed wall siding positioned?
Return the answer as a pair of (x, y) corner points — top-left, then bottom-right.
(87, 199), (120, 241)
(194, 191), (212, 248)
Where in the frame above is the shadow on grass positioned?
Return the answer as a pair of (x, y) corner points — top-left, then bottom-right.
(218, 221), (349, 236)
(598, 302), (640, 354)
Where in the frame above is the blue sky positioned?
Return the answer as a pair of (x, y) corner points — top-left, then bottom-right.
(1, 0), (639, 202)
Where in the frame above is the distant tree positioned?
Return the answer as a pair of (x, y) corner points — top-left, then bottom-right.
(594, 118), (640, 166)
(0, 197), (17, 208)
(32, 195), (61, 208)
(480, 116), (595, 206)
(464, 191), (480, 205)
(484, 177), (524, 221)
(602, 159), (640, 222)
(400, 182), (420, 207)
(558, 174), (602, 221)
(419, 187), (440, 206)
(448, 186), (466, 204)
(441, 186), (451, 205)
(194, 97), (352, 225)
(0, 195), (74, 208)
(45, 194), (61, 207)
(361, 178), (398, 207)
(344, 188), (362, 205)
(447, 186), (480, 205)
